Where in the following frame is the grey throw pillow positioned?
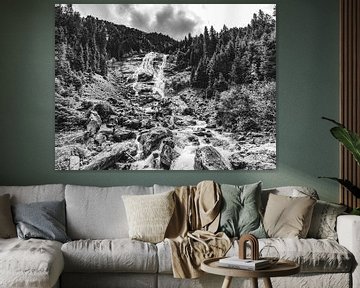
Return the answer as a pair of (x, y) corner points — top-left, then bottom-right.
(307, 200), (347, 240)
(12, 200), (70, 243)
(218, 182), (266, 238)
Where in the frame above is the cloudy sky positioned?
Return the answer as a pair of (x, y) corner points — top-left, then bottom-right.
(71, 4), (275, 40)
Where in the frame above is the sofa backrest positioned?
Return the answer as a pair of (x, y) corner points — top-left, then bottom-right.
(65, 184), (153, 240)
(0, 184), (65, 204)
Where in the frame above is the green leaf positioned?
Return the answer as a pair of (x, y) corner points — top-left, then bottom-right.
(322, 117), (360, 165)
(318, 177), (360, 198)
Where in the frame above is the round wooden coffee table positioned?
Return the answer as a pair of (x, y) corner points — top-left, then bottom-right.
(201, 257), (300, 288)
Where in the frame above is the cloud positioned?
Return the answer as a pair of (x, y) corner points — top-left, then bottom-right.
(129, 9), (151, 31)
(152, 5), (198, 40)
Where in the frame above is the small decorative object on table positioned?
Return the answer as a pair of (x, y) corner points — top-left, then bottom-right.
(201, 234), (300, 288)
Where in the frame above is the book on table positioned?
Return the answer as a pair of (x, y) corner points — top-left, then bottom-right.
(218, 257), (271, 270)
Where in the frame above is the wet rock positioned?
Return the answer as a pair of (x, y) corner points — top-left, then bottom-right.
(124, 119), (142, 130)
(138, 128), (172, 158)
(94, 102), (115, 122)
(188, 135), (200, 145)
(182, 107), (194, 116)
(94, 133), (107, 145)
(86, 110), (102, 136)
(194, 146), (229, 170)
(81, 141), (138, 170)
(69, 155), (80, 170)
(55, 145), (90, 170)
(80, 100), (94, 110)
(160, 144), (179, 170)
(107, 115), (118, 127)
(229, 152), (247, 169)
(138, 72), (153, 82)
(113, 129), (136, 142)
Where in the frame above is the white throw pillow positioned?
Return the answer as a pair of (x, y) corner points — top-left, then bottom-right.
(122, 191), (175, 243)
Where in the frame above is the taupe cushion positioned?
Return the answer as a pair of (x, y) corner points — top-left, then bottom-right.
(122, 191), (175, 243)
(263, 193), (316, 238)
(0, 238), (64, 288)
(65, 185), (153, 239)
(0, 194), (16, 238)
(62, 239), (158, 273)
(261, 186), (319, 212)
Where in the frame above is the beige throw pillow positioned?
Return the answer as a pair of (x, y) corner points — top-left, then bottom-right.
(263, 193), (316, 238)
(122, 191), (175, 243)
(0, 194), (17, 238)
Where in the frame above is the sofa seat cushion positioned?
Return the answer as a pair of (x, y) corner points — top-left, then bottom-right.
(62, 239), (158, 273)
(157, 238), (353, 274)
(231, 238), (353, 273)
(0, 238), (64, 288)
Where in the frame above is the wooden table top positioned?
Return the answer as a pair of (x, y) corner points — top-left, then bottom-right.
(201, 257), (300, 278)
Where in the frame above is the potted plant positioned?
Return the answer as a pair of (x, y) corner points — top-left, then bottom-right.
(320, 117), (360, 215)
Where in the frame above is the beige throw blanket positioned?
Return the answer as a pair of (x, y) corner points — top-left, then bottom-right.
(165, 181), (231, 278)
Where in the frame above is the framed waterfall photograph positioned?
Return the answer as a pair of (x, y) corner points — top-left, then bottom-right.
(55, 4), (277, 170)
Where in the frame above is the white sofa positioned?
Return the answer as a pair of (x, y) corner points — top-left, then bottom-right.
(0, 184), (359, 288)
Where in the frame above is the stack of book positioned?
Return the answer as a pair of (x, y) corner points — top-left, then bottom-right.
(218, 257), (271, 270)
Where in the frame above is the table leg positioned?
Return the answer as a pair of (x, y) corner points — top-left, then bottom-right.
(251, 278), (258, 288)
(263, 277), (273, 288)
(221, 276), (233, 288)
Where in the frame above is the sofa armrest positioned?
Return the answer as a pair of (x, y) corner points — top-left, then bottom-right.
(337, 215), (360, 288)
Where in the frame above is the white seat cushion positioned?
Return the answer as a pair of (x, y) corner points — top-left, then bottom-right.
(0, 238), (64, 288)
(157, 238), (353, 274)
(62, 239), (158, 273)
(229, 238), (354, 273)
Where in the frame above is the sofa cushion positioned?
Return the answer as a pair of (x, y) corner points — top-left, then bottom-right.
(122, 191), (175, 243)
(65, 185), (153, 239)
(261, 186), (319, 212)
(0, 238), (64, 288)
(0, 194), (16, 238)
(307, 200), (347, 240)
(12, 200), (70, 243)
(218, 182), (266, 238)
(263, 194), (316, 238)
(61, 239), (158, 273)
(0, 184), (65, 204)
(158, 237), (353, 274)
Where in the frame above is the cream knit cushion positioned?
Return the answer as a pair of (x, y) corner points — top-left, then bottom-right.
(122, 191), (175, 243)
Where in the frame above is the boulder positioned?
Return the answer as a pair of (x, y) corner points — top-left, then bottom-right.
(160, 144), (179, 170)
(94, 133), (107, 145)
(81, 141), (138, 170)
(107, 115), (118, 127)
(94, 102), (115, 122)
(138, 128), (172, 158)
(69, 156), (80, 170)
(194, 146), (229, 170)
(229, 152), (247, 170)
(138, 71), (153, 82)
(113, 129), (136, 142)
(124, 119), (142, 130)
(86, 111), (102, 136)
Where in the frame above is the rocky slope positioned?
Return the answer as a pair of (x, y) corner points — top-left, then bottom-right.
(55, 52), (276, 170)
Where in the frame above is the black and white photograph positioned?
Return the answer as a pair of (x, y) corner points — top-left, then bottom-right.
(55, 4), (276, 170)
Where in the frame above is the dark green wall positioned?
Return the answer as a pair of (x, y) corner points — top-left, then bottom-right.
(0, 0), (340, 202)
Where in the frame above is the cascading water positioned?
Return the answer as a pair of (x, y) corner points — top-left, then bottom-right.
(152, 54), (167, 99)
